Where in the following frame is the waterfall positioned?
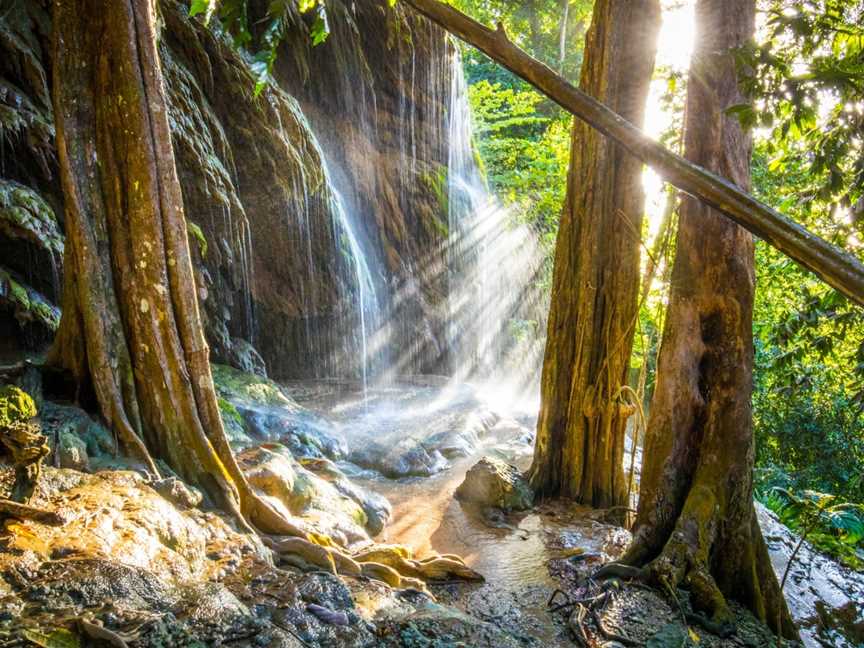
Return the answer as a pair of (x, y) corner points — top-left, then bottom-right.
(263, 88), (382, 387)
(323, 167), (381, 398)
(447, 47), (490, 376)
(445, 48), (546, 405)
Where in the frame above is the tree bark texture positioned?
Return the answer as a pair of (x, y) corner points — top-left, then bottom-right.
(49, 0), (302, 536)
(403, 0), (864, 306)
(619, 0), (796, 637)
(529, 0), (660, 506)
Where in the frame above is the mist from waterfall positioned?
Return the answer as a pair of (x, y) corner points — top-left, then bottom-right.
(444, 48), (547, 411)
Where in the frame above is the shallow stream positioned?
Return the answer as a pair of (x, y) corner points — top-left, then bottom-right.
(284, 379), (633, 645)
(283, 378), (864, 647)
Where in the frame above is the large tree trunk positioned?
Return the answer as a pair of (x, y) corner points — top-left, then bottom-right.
(529, 0), (660, 506)
(49, 0), (301, 536)
(402, 0), (864, 306)
(612, 0), (796, 637)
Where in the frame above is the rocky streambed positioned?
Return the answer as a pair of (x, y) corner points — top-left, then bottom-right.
(1, 367), (862, 647)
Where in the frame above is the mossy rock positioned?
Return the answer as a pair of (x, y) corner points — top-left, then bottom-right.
(211, 364), (297, 409)
(217, 396), (251, 447)
(0, 385), (37, 428)
(454, 456), (533, 512)
(57, 430), (89, 471)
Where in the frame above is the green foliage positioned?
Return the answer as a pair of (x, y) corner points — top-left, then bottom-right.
(739, 0), (864, 213)
(187, 221), (208, 258)
(751, 143), (864, 506)
(467, 80), (570, 237)
(189, 0), (330, 94)
(757, 483), (864, 569)
(451, 0), (592, 265)
(451, 0), (593, 80)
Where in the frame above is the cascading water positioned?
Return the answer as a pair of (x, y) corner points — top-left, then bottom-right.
(446, 50), (491, 376)
(323, 169), (381, 398)
(251, 14), (540, 400)
(264, 87), (382, 389)
(445, 48), (547, 405)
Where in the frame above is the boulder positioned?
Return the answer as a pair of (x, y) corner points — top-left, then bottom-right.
(238, 445), (370, 545)
(300, 457), (392, 536)
(56, 430), (88, 471)
(149, 476), (204, 509)
(241, 445), (298, 503)
(348, 441), (448, 479)
(454, 456), (533, 512)
(212, 363), (346, 459)
(39, 401), (117, 469)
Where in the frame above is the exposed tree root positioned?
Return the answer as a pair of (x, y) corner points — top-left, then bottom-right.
(592, 602), (638, 647)
(593, 562), (643, 582)
(352, 544), (483, 582)
(567, 603), (591, 647)
(262, 537), (481, 592)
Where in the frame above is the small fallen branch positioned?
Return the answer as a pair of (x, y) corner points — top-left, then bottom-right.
(76, 619), (130, 647)
(592, 603), (638, 646)
(568, 603), (591, 647)
(0, 498), (66, 526)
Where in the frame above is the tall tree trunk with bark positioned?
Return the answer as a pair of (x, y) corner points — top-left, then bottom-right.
(528, 0), (660, 507)
(612, 0), (796, 636)
(49, 0), (302, 537)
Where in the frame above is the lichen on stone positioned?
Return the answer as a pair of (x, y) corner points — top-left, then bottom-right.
(187, 220), (208, 257)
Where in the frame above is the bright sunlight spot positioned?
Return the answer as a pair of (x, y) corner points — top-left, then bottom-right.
(643, 1), (696, 243)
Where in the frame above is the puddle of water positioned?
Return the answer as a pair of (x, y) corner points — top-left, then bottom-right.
(365, 447), (557, 590)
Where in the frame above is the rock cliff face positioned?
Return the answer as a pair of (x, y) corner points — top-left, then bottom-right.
(0, 0), (457, 380)
(0, 0), (62, 361)
(271, 0), (456, 378)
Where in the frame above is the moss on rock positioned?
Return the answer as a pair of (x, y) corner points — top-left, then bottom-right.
(0, 180), (63, 255)
(0, 266), (61, 331)
(454, 456), (533, 511)
(0, 385), (38, 428)
(212, 363), (298, 410)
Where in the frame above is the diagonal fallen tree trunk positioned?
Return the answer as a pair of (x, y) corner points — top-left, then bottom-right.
(402, 0), (864, 307)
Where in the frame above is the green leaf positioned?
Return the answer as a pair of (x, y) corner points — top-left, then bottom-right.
(22, 629), (80, 648)
(725, 103), (757, 129)
(310, 15), (329, 46)
(188, 0), (211, 18)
